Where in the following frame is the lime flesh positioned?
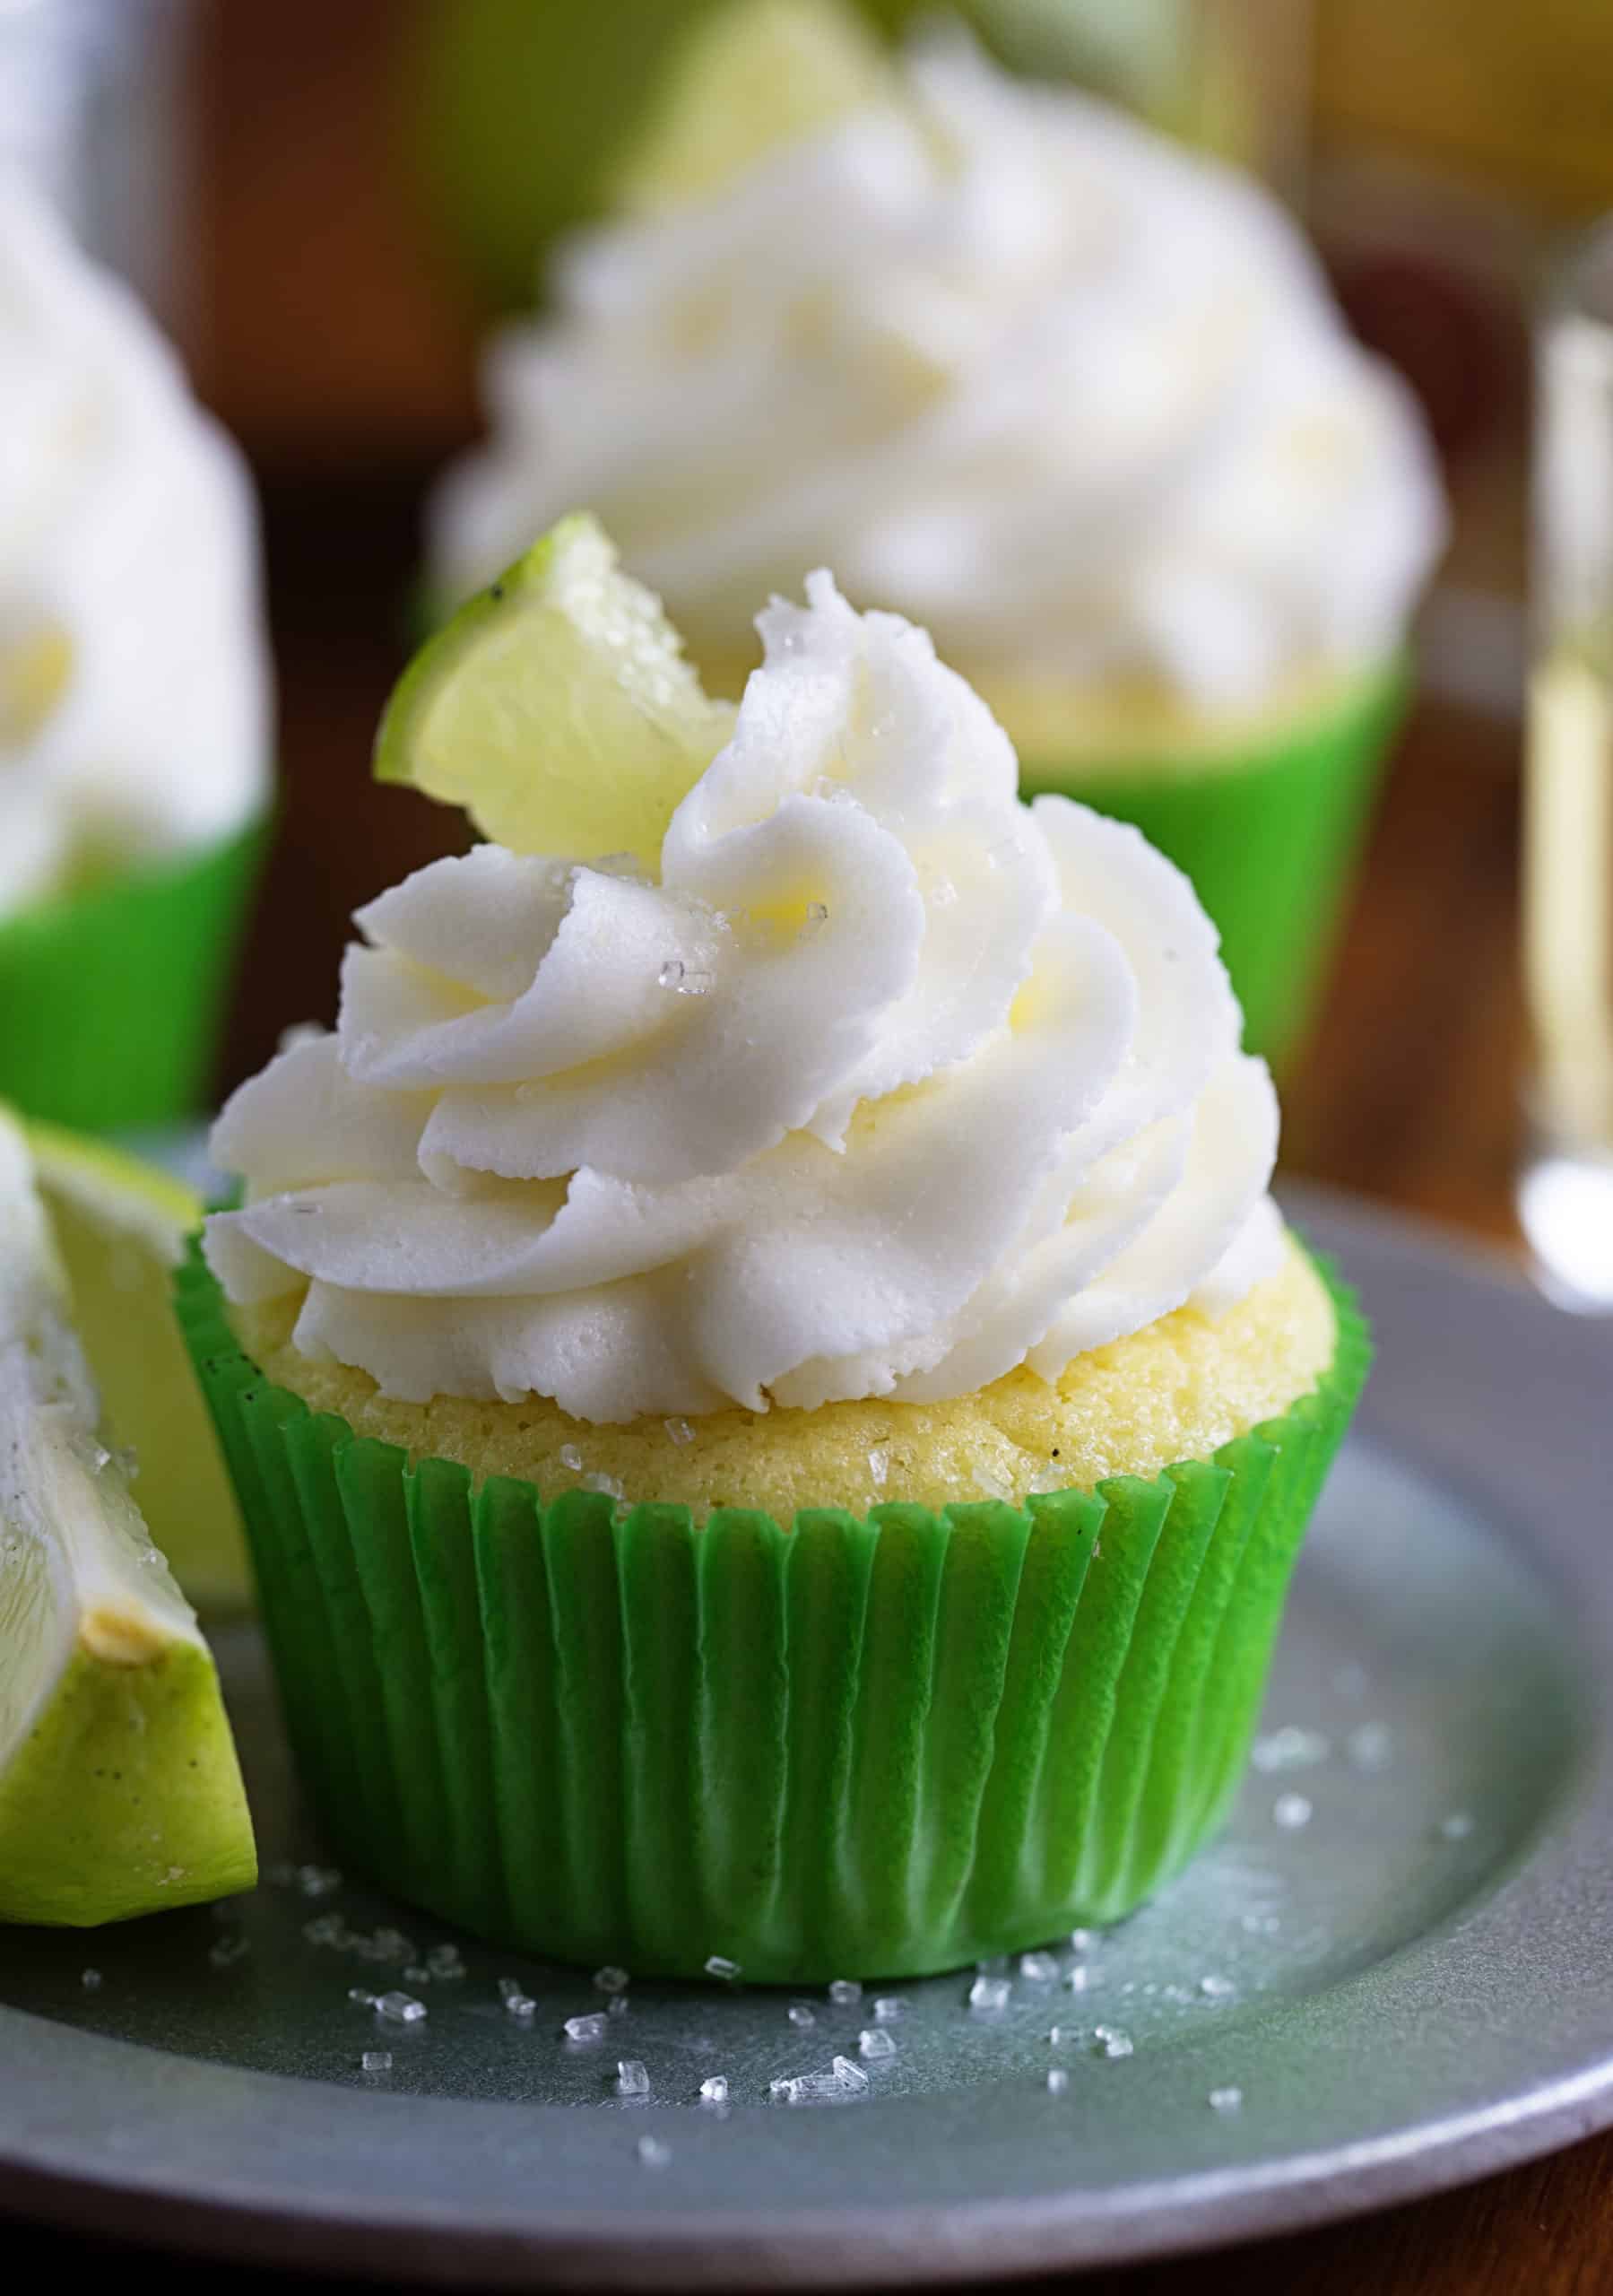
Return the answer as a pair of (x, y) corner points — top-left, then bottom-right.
(0, 1109), (255, 1925)
(25, 1119), (250, 1615)
(611, 0), (892, 213)
(375, 513), (735, 862)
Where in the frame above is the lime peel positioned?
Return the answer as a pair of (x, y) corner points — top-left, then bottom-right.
(0, 1109), (255, 1926)
(376, 513), (736, 863)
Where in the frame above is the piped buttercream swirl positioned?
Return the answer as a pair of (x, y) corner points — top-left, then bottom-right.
(429, 31), (1444, 709)
(0, 178), (270, 916)
(205, 572), (1281, 1422)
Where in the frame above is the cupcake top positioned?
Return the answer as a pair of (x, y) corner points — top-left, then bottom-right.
(428, 23), (1444, 713)
(206, 550), (1281, 1424)
(0, 178), (271, 917)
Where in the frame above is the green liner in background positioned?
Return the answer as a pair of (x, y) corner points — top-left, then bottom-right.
(0, 815), (270, 1135)
(176, 1246), (1368, 1983)
(1019, 659), (1409, 1068)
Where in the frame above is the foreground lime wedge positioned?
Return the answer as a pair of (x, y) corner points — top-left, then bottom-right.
(610, 0), (892, 214)
(25, 1120), (249, 1614)
(376, 513), (735, 862)
(0, 1110), (255, 1925)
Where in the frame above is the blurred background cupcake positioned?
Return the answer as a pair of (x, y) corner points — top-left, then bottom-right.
(10, 0), (1588, 1270)
(0, 157), (272, 1135)
(422, 1), (1446, 1063)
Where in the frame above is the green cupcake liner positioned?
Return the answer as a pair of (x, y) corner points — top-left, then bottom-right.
(0, 816), (271, 1134)
(1019, 658), (1409, 1067)
(175, 1245), (1369, 1982)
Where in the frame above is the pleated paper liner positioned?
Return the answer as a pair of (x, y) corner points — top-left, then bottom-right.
(177, 1246), (1369, 1983)
(1018, 659), (1409, 1068)
(0, 813), (270, 1134)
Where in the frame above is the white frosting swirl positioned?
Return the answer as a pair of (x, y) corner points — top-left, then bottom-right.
(0, 178), (271, 917)
(205, 573), (1281, 1423)
(429, 32), (1444, 709)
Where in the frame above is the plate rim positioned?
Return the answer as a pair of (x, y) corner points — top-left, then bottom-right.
(3, 1181), (1611, 2286)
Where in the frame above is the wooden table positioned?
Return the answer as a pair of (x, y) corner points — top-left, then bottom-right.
(9, 467), (1607, 2292)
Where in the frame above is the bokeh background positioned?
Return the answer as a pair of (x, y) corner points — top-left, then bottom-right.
(39, 0), (1613, 1245)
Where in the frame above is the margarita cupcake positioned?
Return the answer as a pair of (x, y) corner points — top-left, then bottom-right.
(178, 519), (1366, 1981)
(0, 178), (273, 1134)
(426, 4), (1444, 1062)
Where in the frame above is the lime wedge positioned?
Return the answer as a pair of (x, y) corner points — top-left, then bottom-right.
(0, 1109), (255, 1925)
(610, 0), (893, 213)
(25, 1119), (250, 1615)
(375, 513), (736, 862)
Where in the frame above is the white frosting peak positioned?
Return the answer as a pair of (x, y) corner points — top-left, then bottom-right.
(206, 574), (1281, 1423)
(429, 33), (1444, 707)
(0, 178), (271, 916)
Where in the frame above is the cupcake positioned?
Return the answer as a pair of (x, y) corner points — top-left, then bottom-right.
(179, 520), (1366, 1981)
(426, 12), (1444, 1063)
(0, 178), (273, 1133)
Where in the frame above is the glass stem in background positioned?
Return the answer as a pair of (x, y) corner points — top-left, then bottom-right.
(1520, 224), (1613, 1307)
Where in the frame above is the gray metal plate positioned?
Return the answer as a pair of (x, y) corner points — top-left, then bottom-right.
(1, 1185), (1610, 2285)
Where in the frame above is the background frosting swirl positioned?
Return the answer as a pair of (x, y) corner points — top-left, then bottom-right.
(206, 574), (1281, 1423)
(429, 32), (1444, 709)
(0, 178), (271, 916)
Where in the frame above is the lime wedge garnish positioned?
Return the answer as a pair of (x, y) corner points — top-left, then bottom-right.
(375, 512), (735, 861)
(0, 1109), (255, 1925)
(25, 1119), (250, 1615)
(610, 0), (894, 214)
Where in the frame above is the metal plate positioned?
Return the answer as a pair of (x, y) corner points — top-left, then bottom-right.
(2, 1185), (1611, 2286)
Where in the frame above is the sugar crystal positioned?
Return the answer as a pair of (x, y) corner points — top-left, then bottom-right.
(1347, 1721), (1393, 1773)
(704, 1954), (741, 1981)
(1251, 1726), (1330, 1774)
(1019, 1951), (1059, 1982)
(361, 2050), (393, 2073)
(1272, 1792), (1313, 1831)
(1210, 2085), (1244, 2113)
(1046, 2068), (1070, 2095)
(831, 2055), (869, 2091)
(788, 2003), (816, 2028)
(872, 1996), (905, 2022)
(616, 2058), (650, 2098)
(969, 1976), (1011, 2013)
(698, 2075), (729, 2104)
(564, 2012), (607, 2043)
(375, 1991), (426, 2024)
(858, 2027), (896, 2060)
(828, 1978), (862, 2005)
